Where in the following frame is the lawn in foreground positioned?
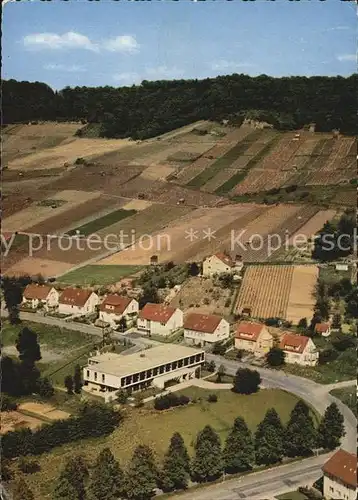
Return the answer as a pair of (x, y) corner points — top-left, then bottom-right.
(276, 492), (309, 500)
(67, 208), (136, 236)
(330, 386), (357, 417)
(22, 388), (311, 498)
(57, 264), (143, 285)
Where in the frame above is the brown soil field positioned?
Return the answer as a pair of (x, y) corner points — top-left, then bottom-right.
(121, 200), (153, 211)
(170, 277), (233, 316)
(18, 402), (70, 421)
(3, 257), (75, 278)
(25, 196), (122, 235)
(98, 204), (263, 265)
(1, 411), (44, 435)
(139, 165), (176, 181)
(151, 184), (225, 206)
(43, 164), (145, 193)
(288, 209), (337, 244)
(3, 122), (82, 164)
(236, 265), (294, 319)
(31, 204), (193, 265)
(129, 141), (215, 167)
(285, 265), (318, 324)
(2, 190), (101, 232)
(8, 137), (132, 170)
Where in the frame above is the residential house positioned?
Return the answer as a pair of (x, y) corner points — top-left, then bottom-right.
(335, 263), (349, 272)
(184, 313), (230, 347)
(235, 322), (274, 356)
(202, 253), (243, 277)
(99, 295), (138, 328)
(58, 288), (99, 316)
(322, 449), (357, 500)
(315, 322), (331, 337)
(22, 284), (59, 311)
(137, 303), (183, 337)
(280, 333), (318, 366)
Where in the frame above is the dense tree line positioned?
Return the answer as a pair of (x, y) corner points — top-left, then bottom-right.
(45, 401), (344, 499)
(2, 401), (121, 460)
(3, 74), (357, 139)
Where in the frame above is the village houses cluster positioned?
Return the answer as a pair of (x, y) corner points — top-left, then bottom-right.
(22, 252), (324, 370)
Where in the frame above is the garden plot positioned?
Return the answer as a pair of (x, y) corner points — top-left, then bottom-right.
(2, 190), (101, 232)
(18, 402), (70, 421)
(1, 411), (44, 434)
(285, 265), (318, 324)
(7, 137), (133, 170)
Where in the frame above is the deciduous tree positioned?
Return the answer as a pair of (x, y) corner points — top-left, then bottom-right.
(266, 347), (285, 367)
(232, 368), (261, 395)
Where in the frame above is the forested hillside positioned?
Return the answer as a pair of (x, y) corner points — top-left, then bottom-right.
(3, 74), (357, 139)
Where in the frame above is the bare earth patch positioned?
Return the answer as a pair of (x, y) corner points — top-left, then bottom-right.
(4, 257), (74, 278)
(18, 402), (70, 421)
(288, 209), (337, 244)
(285, 265), (318, 324)
(1, 411), (44, 434)
(121, 200), (153, 211)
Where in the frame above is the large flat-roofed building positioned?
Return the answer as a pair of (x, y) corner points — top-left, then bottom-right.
(83, 344), (205, 397)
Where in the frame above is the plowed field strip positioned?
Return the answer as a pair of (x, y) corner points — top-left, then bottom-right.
(286, 265), (318, 324)
(236, 265), (294, 319)
(186, 129), (263, 188)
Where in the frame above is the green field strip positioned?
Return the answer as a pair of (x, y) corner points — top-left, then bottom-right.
(67, 208), (137, 236)
(57, 264), (144, 286)
(186, 129), (264, 188)
(215, 133), (281, 195)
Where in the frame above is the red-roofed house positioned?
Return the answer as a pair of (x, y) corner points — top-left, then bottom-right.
(315, 322), (331, 337)
(99, 295), (138, 328)
(235, 322), (273, 356)
(23, 284), (59, 311)
(184, 313), (230, 346)
(322, 449), (357, 500)
(203, 253), (243, 277)
(58, 288), (99, 316)
(137, 303), (183, 337)
(280, 333), (318, 366)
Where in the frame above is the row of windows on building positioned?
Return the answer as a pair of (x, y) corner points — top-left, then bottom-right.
(87, 353), (204, 387)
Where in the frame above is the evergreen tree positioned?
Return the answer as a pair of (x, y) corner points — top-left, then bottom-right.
(318, 403), (345, 450)
(73, 364), (83, 394)
(16, 327), (41, 364)
(223, 416), (254, 473)
(298, 318), (308, 329)
(125, 445), (158, 499)
(36, 377), (54, 398)
(216, 364), (226, 383)
(160, 433), (190, 492)
(284, 401), (317, 457)
(118, 316), (127, 332)
(65, 375), (74, 395)
(232, 368), (261, 394)
(88, 448), (124, 500)
(192, 425), (223, 483)
(254, 409), (284, 465)
(12, 477), (35, 500)
(188, 262), (200, 276)
(61, 455), (88, 500)
(53, 476), (79, 500)
(2, 277), (23, 324)
(266, 347), (285, 367)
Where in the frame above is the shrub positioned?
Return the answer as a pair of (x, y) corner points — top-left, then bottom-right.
(203, 298), (210, 305)
(224, 299), (231, 308)
(1, 395), (18, 412)
(319, 348), (339, 364)
(154, 393), (190, 411)
(207, 394), (218, 403)
(18, 457), (40, 474)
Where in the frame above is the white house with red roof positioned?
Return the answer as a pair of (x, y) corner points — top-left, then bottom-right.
(203, 253), (243, 277)
(99, 295), (138, 328)
(184, 313), (230, 347)
(315, 322), (331, 337)
(235, 322), (273, 355)
(137, 303), (183, 337)
(279, 333), (318, 366)
(322, 449), (357, 500)
(23, 284), (59, 311)
(58, 287), (99, 316)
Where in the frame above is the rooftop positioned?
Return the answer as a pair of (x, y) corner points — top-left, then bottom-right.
(280, 333), (310, 354)
(322, 449), (357, 488)
(86, 344), (204, 378)
(235, 322), (264, 341)
(59, 287), (93, 307)
(184, 313), (223, 333)
(315, 323), (330, 333)
(139, 303), (177, 323)
(24, 283), (53, 300)
(100, 295), (133, 315)
(214, 252), (234, 267)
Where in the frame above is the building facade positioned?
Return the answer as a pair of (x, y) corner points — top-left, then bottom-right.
(235, 322), (273, 356)
(203, 253), (243, 277)
(280, 333), (318, 366)
(22, 284), (59, 311)
(184, 313), (230, 346)
(83, 344), (205, 397)
(322, 449), (357, 500)
(99, 295), (138, 328)
(137, 303), (183, 336)
(58, 288), (99, 316)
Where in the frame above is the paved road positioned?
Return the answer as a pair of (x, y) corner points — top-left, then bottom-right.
(206, 354), (357, 454)
(175, 454), (331, 500)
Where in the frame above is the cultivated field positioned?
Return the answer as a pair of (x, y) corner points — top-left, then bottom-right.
(18, 402), (70, 421)
(236, 264), (318, 323)
(1, 411), (44, 434)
